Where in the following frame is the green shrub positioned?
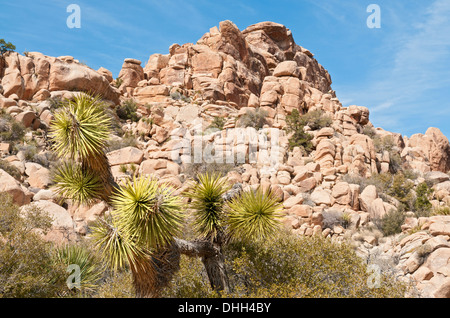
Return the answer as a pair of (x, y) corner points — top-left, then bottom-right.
(162, 231), (409, 298)
(301, 109), (333, 130)
(0, 159), (21, 180)
(116, 99), (139, 122)
(414, 182), (432, 217)
(389, 173), (415, 211)
(170, 90), (191, 103)
(161, 255), (217, 298)
(432, 206), (450, 216)
(94, 270), (135, 298)
(322, 210), (346, 229)
(15, 143), (39, 162)
(373, 135), (403, 173)
(224, 232), (408, 297)
(0, 112), (26, 142)
(113, 77), (123, 88)
(56, 243), (103, 296)
(46, 97), (64, 110)
(182, 159), (238, 181)
(0, 39), (15, 56)
(0, 193), (68, 297)
(284, 109), (313, 154)
(237, 108), (268, 129)
(377, 209), (406, 237)
(373, 135), (396, 153)
(207, 116), (226, 131)
(362, 126), (377, 138)
(106, 132), (137, 152)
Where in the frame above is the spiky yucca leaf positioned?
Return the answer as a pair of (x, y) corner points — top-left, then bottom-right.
(48, 94), (112, 162)
(226, 187), (282, 242)
(91, 216), (153, 273)
(185, 172), (231, 241)
(52, 161), (103, 206)
(111, 177), (184, 249)
(56, 244), (102, 293)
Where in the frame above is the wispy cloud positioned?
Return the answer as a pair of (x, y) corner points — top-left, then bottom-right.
(336, 0), (450, 135)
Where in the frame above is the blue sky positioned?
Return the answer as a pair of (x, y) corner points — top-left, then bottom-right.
(1, 0), (449, 138)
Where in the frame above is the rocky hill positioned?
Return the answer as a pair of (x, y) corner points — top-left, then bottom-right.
(1, 20), (450, 298)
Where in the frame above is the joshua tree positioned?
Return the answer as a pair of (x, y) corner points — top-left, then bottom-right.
(49, 93), (283, 297)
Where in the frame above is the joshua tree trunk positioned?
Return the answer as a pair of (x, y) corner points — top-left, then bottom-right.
(173, 238), (230, 294)
(82, 151), (117, 202)
(130, 238), (230, 297)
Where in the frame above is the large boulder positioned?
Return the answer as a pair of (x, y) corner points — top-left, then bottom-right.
(26, 200), (74, 230)
(117, 58), (144, 94)
(408, 127), (450, 173)
(106, 146), (144, 166)
(0, 52), (119, 103)
(0, 169), (33, 206)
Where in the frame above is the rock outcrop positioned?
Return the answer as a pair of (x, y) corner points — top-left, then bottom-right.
(0, 52), (119, 103)
(1, 20), (450, 297)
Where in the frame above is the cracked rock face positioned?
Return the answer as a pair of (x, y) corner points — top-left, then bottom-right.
(2, 20), (450, 297)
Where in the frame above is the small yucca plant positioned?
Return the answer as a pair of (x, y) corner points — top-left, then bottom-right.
(48, 94), (115, 203)
(91, 176), (184, 297)
(111, 176), (184, 249)
(52, 161), (104, 206)
(56, 244), (103, 294)
(48, 94), (111, 163)
(226, 187), (283, 242)
(185, 172), (231, 242)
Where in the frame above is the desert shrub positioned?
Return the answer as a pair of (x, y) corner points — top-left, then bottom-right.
(301, 109), (333, 130)
(322, 210), (346, 229)
(374, 135), (396, 153)
(56, 243), (103, 296)
(170, 90), (191, 103)
(377, 209), (406, 237)
(341, 172), (391, 193)
(348, 172), (415, 211)
(237, 108), (268, 129)
(180, 139), (243, 180)
(389, 152), (403, 174)
(94, 270), (135, 298)
(388, 173), (415, 211)
(161, 255), (217, 298)
(0, 39), (15, 56)
(432, 206), (450, 216)
(106, 132), (137, 152)
(373, 135), (403, 173)
(161, 231), (408, 298)
(46, 97), (64, 110)
(113, 77), (123, 88)
(341, 212), (352, 229)
(0, 159), (21, 180)
(182, 159), (238, 181)
(284, 109), (313, 154)
(14, 142), (39, 162)
(0, 112), (26, 142)
(224, 231), (408, 297)
(414, 182), (432, 217)
(116, 99), (139, 122)
(207, 116), (226, 131)
(0, 193), (67, 297)
(362, 126), (377, 138)
(403, 169), (419, 181)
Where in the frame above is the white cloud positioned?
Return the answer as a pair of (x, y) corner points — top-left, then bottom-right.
(336, 0), (450, 136)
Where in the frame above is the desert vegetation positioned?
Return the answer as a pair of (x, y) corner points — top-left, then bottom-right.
(2, 20), (450, 299)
